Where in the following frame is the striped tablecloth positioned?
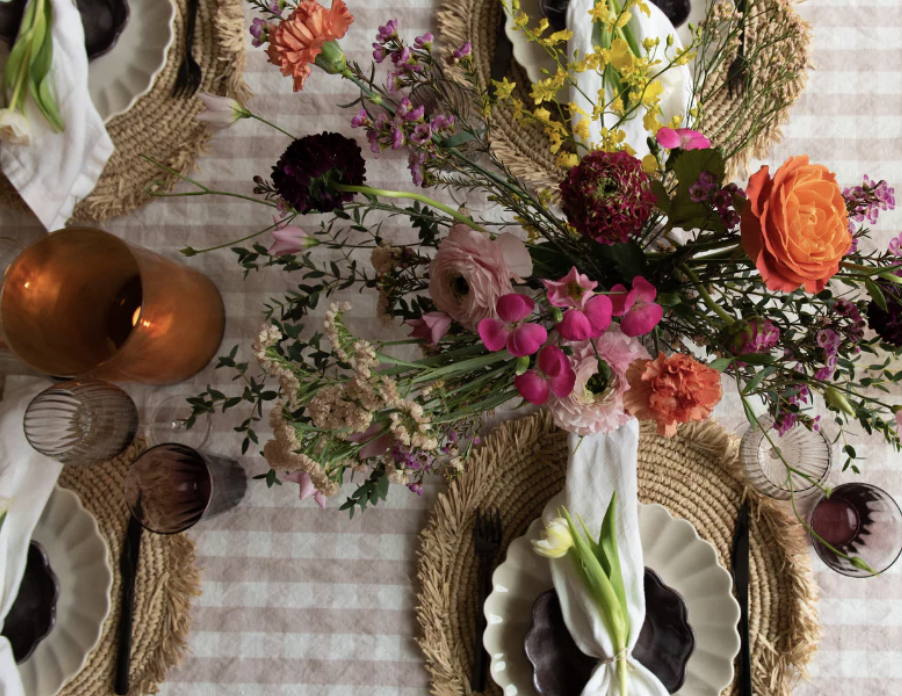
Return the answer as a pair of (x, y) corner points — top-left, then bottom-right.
(1, 1), (901, 694)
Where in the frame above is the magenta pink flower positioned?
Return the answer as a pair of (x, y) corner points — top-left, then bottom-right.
(557, 295), (613, 341)
(405, 311), (451, 346)
(542, 267), (598, 309)
(514, 345), (576, 405)
(609, 276), (663, 337)
(478, 294), (547, 357)
(655, 127), (711, 151)
(284, 471), (326, 509)
(269, 215), (308, 255)
(896, 410), (902, 433)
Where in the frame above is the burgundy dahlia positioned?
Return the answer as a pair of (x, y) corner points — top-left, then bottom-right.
(559, 150), (656, 245)
(867, 284), (902, 347)
(272, 132), (367, 214)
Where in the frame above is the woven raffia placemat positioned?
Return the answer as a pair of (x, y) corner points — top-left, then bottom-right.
(0, 0), (249, 223)
(437, 0), (810, 189)
(56, 436), (200, 695)
(417, 411), (821, 696)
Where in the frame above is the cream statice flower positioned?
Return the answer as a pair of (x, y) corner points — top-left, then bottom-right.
(253, 324), (303, 408)
(264, 403), (340, 497)
(371, 241), (400, 274)
(306, 385), (373, 437)
(389, 399), (438, 451)
(549, 326), (650, 435)
(324, 302), (352, 360)
(531, 518), (574, 559)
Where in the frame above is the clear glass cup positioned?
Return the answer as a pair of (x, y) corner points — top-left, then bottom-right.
(24, 381), (139, 466)
(809, 482), (902, 577)
(148, 395), (211, 449)
(123, 444), (247, 535)
(739, 416), (832, 500)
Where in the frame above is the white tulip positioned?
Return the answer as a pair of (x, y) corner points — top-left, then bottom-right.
(531, 518), (574, 559)
(195, 93), (251, 130)
(0, 109), (31, 145)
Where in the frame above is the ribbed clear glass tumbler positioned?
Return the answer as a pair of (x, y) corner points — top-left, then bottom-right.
(24, 381), (139, 466)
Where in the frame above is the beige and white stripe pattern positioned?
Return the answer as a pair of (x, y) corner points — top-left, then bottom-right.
(0, 0), (900, 693)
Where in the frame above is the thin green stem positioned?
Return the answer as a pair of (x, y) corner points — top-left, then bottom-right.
(680, 264), (735, 324)
(333, 184), (487, 233)
(249, 113), (296, 139)
(141, 154), (278, 208)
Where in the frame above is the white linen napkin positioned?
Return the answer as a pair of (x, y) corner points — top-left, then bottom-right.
(0, 0), (114, 231)
(0, 377), (62, 696)
(541, 420), (668, 696)
(566, 0), (693, 158)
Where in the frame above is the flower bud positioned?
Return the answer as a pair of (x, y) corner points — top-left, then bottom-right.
(515, 355), (531, 375)
(825, 386), (855, 416)
(314, 40), (347, 75)
(531, 518), (574, 559)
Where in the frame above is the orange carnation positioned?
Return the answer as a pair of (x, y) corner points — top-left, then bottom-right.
(266, 0), (353, 92)
(623, 353), (722, 437)
(740, 155), (850, 294)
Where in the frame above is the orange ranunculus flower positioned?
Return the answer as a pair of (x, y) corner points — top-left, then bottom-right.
(740, 155), (851, 294)
(266, 0), (353, 92)
(623, 353), (722, 437)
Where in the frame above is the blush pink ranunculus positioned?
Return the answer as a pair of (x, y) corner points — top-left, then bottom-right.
(548, 327), (650, 435)
(284, 470), (326, 508)
(655, 127), (711, 151)
(428, 225), (531, 330)
(406, 312), (452, 346)
(478, 294), (547, 357)
(557, 295), (613, 341)
(269, 215), (308, 255)
(514, 345), (576, 405)
(542, 266), (598, 309)
(610, 276), (664, 337)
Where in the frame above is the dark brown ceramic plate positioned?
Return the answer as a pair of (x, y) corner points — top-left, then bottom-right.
(0, 0), (129, 60)
(524, 569), (695, 696)
(0, 541), (60, 664)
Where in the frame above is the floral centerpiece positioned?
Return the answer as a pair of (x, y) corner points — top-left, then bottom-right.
(155, 0), (899, 544)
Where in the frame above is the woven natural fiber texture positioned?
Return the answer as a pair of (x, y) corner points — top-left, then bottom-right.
(416, 411), (821, 696)
(57, 437), (200, 695)
(436, 0), (810, 189)
(0, 0), (249, 223)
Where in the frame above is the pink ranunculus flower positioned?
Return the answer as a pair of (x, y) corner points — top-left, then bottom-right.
(428, 224), (532, 330)
(610, 276), (664, 337)
(514, 345), (576, 405)
(405, 312), (452, 346)
(478, 294), (547, 357)
(351, 423), (395, 460)
(284, 470), (326, 508)
(557, 295), (612, 341)
(542, 266), (598, 309)
(269, 215), (309, 255)
(548, 326), (651, 435)
(655, 127), (711, 151)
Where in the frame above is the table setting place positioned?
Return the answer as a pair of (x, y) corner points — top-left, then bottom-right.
(0, 0), (900, 695)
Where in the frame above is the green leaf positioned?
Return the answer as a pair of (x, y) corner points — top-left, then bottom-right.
(741, 366), (776, 395)
(590, 240), (647, 286)
(733, 353), (775, 366)
(598, 493), (628, 626)
(709, 357), (733, 372)
(866, 278), (888, 311)
(440, 130), (477, 148)
(650, 180), (670, 215)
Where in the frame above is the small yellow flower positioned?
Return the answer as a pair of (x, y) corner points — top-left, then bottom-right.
(533, 106), (553, 124)
(606, 39), (634, 72)
(641, 153), (658, 175)
(588, 2), (612, 23)
(667, 114), (684, 128)
(556, 151), (580, 168)
(639, 79), (663, 106)
(642, 36), (658, 53)
(615, 10), (632, 29)
(492, 77), (516, 100)
(643, 108), (662, 134)
(531, 79), (559, 105)
(574, 118), (591, 141)
(548, 130), (564, 154)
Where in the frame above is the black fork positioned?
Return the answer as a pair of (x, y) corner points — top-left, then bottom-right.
(172, 0), (202, 98)
(726, 0), (749, 99)
(472, 508), (502, 693)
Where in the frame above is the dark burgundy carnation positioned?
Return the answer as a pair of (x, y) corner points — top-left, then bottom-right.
(559, 150), (656, 244)
(867, 283), (902, 347)
(272, 132), (367, 214)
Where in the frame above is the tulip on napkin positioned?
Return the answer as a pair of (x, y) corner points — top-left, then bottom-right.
(535, 421), (668, 696)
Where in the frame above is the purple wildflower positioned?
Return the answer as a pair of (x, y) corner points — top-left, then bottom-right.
(452, 42), (472, 61)
(390, 124), (405, 149)
(410, 122), (432, 145)
(408, 483), (424, 495)
(250, 18), (268, 47)
(268, 0), (282, 16)
(408, 150), (428, 187)
(377, 19), (399, 43)
(844, 175), (896, 232)
(373, 45), (387, 63)
(350, 108), (370, 129)
(414, 33), (434, 50)
(431, 114), (455, 132)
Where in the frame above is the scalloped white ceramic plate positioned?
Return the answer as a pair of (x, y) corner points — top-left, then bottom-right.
(484, 501), (740, 696)
(19, 486), (112, 696)
(88, 0), (176, 122)
(503, 0), (708, 88)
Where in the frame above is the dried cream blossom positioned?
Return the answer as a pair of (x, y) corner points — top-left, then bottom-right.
(253, 324), (283, 370)
(389, 399), (438, 451)
(371, 241), (400, 274)
(324, 302), (352, 361)
(306, 384), (373, 436)
(262, 439), (339, 497)
(376, 288), (393, 326)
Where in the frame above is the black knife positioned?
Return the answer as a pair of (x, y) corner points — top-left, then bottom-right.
(731, 500), (752, 696)
(115, 514), (143, 695)
(490, 16), (515, 88)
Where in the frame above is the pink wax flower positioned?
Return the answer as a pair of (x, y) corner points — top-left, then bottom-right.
(548, 326), (650, 435)
(542, 266), (598, 309)
(406, 312), (452, 346)
(515, 345), (576, 405)
(284, 471), (326, 508)
(895, 410), (902, 433)
(479, 294), (547, 357)
(428, 224), (532, 330)
(655, 127), (711, 151)
(557, 296), (613, 341)
(609, 276), (664, 337)
(269, 216), (309, 255)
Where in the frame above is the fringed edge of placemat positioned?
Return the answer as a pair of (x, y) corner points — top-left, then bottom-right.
(416, 412), (822, 696)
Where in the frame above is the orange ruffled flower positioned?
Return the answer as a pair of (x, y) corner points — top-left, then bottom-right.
(623, 353), (722, 437)
(266, 0), (353, 92)
(741, 155), (851, 294)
